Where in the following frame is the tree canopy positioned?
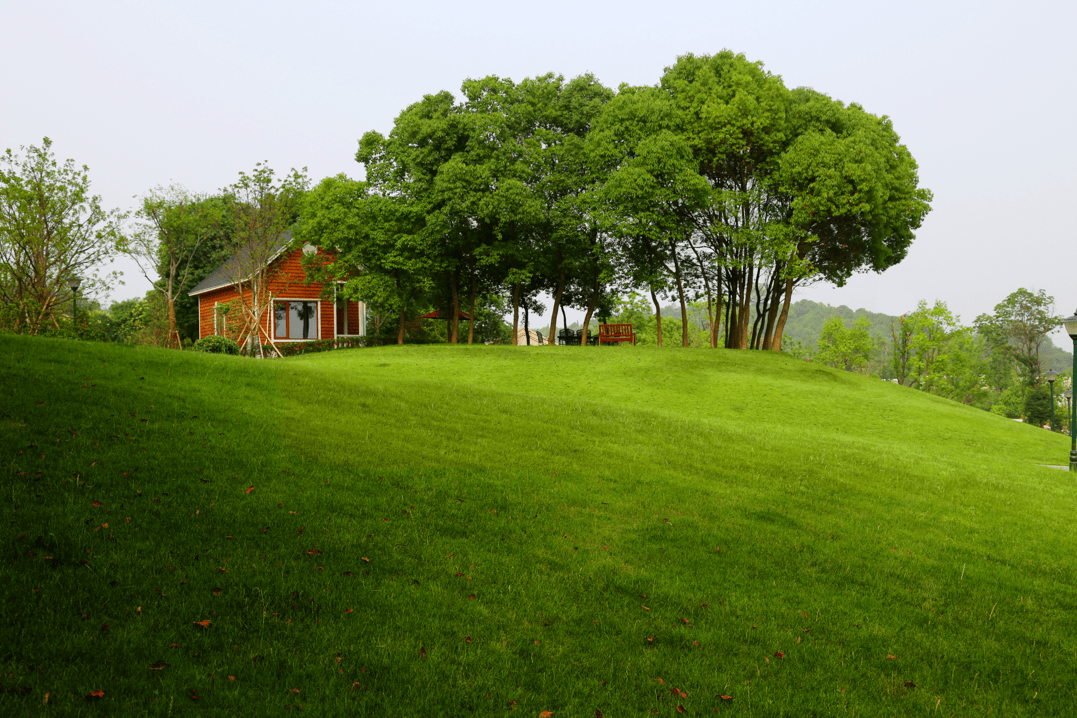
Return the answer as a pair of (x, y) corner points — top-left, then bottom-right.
(0, 138), (124, 333)
(298, 51), (932, 350)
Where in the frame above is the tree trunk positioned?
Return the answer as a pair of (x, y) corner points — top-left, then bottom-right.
(396, 275), (406, 344)
(723, 276), (735, 349)
(581, 268), (599, 348)
(761, 271), (783, 351)
(547, 267), (565, 345)
(736, 262), (753, 349)
(467, 271), (477, 345)
(686, 239), (715, 348)
(712, 291), (723, 349)
(524, 303), (531, 345)
(167, 298), (181, 349)
(671, 244), (688, 348)
(512, 283), (520, 346)
(650, 285), (663, 348)
(450, 270), (460, 344)
(770, 277), (795, 353)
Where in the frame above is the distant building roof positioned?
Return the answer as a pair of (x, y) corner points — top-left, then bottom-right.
(188, 231), (293, 297)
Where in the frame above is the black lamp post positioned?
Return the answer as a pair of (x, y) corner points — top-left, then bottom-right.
(1064, 312), (1077, 471)
(1044, 370), (1059, 431)
(65, 276), (82, 333)
(1066, 389), (1073, 437)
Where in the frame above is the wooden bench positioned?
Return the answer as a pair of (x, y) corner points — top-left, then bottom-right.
(598, 323), (635, 345)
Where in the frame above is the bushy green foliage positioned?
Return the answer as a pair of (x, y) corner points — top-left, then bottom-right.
(815, 316), (874, 372)
(1024, 386), (1053, 428)
(265, 337), (365, 357)
(192, 334), (239, 354)
(975, 288), (1062, 387)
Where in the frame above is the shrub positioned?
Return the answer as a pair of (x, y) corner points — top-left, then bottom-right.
(1023, 387), (1052, 428)
(193, 335), (240, 355)
(262, 337), (366, 358)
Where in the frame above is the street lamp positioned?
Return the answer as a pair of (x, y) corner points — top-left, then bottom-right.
(1063, 311), (1077, 471)
(66, 276), (82, 334)
(1044, 370), (1059, 432)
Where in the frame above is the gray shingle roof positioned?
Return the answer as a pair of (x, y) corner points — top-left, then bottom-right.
(188, 231), (293, 297)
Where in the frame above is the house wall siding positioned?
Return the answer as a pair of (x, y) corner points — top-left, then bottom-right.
(347, 301), (361, 336)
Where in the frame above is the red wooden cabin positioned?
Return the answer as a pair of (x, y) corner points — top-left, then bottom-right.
(188, 233), (366, 345)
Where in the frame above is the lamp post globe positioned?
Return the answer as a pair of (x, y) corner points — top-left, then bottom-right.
(1064, 312), (1077, 471)
(1044, 370), (1059, 432)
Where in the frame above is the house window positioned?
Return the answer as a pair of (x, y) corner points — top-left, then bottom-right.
(274, 301), (318, 340)
(214, 302), (232, 336)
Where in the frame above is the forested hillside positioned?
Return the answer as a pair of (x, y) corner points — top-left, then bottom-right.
(633, 297), (1073, 372)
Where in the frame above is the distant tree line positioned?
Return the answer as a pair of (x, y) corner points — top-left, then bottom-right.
(788, 288), (1067, 425)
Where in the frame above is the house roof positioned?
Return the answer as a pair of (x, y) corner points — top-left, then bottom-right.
(188, 231), (294, 297)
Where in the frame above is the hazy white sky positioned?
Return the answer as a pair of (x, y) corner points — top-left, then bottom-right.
(4, 0), (1075, 343)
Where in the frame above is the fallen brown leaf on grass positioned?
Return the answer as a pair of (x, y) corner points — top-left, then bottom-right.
(87, 689), (104, 699)
(245, 486), (254, 494)
(150, 661), (169, 670)
(540, 712), (554, 717)
(193, 619), (211, 628)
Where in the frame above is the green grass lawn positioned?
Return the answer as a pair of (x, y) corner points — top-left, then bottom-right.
(2, 335), (1075, 716)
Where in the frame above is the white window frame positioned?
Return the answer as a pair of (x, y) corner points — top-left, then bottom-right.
(333, 282), (366, 337)
(272, 298), (321, 341)
(213, 301), (228, 336)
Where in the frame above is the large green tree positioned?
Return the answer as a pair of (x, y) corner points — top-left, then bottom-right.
(815, 315), (873, 373)
(122, 185), (226, 348)
(222, 163), (308, 357)
(0, 138), (124, 333)
(297, 175), (432, 345)
(974, 288), (1061, 387)
(659, 52), (932, 351)
(591, 85), (710, 348)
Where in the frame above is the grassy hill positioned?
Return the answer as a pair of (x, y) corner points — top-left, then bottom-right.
(3, 336), (1075, 715)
